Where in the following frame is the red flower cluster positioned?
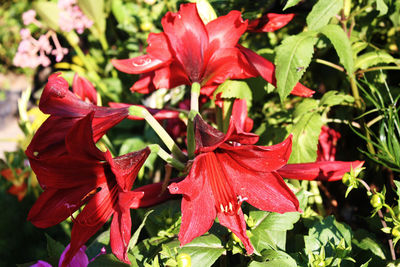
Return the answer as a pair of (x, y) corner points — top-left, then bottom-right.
(26, 3), (364, 266)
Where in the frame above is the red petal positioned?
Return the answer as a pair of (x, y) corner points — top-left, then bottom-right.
(62, 186), (115, 267)
(111, 55), (166, 74)
(153, 61), (190, 89)
(168, 154), (216, 246)
(131, 72), (156, 94)
(231, 99), (249, 132)
(221, 135), (292, 172)
(202, 47), (256, 86)
(247, 13), (294, 33)
(218, 152), (300, 213)
(27, 185), (95, 228)
(238, 45), (314, 97)
(110, 204), (133, 263)
(108, 148), (150, 191)
(217, 209), (254, 254)
(277, 160), (364, 182)
(135, 179), (181, 208)
(72, 74), (98, 105)
(194, 115), (227, 152)
(161, 3), (209, 82)
(146, 32), (173, 62)
(205, 10), (247, 59)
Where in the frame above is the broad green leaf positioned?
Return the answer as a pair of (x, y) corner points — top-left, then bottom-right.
(248, 250), (297, 267)
(33, 2), (60, 30)
(354, 51), (396, 70)
(352, 41), (368, 58)
(128, 210), (153, 251)
(78, 0), (106, 35)
(320, 25), (354, 74)
(165, 235), (225, 267)
(88, 254), (130, 267)
(250, 210), (300, 252)
(288, 112), (323, 163)
(283, 0), (303, 10)
(275, 32), (318, 101)
(319, 91), (354, 107)
(180, 235), (225, 267)
(353, 230), (386, 260)
(376, 0), (388, 16)
(214, 80), (252, 108)
(293, 98), (318, 118)
(111, 0), (129, 25)
(306, 0), (343, 31)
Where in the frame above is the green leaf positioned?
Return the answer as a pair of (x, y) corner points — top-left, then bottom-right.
(86, 230), (110, 259)
(319, 90), (354, 107)
(248, 250), (297, 267)
(129, 210), (153, 251)
(275, 32), (318, 101)
(376, 0), (388, 16)
(250, 210), (300, 252)
(283, 0), (303, 10)
(165, 235), (225, 267)
(306, 0), (343, 30)
(353, 229), (386, 260)
(33, 2), (60, 30)
(213, 80), (252, 108)
(45, 234), (65, 265)
(88, 254), (130, 267)
(78, 0), (106, 35)
(288, 112), (323, 163)
(354, 51), (396, 70)
(320, 25), (354, 74)
(394, 180), (400, 207)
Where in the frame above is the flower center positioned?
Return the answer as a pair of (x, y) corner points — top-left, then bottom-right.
(204, 152), (239, 215)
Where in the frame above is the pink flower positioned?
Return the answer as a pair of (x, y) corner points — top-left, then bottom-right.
(58, 0), (93, 34)
(22, 10), (37, 25)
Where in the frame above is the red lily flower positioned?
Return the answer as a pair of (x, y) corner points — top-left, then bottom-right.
(26, 73), (129, 160)
(27, 112), (160, 266)
(112, 3), (313, 97)
(247, 13), (295, 33)
(168, 115), (300, 254)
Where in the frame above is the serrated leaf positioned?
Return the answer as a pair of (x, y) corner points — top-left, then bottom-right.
(306, 0), (343, 30)
(320, 25), (354, 74)
(283, 0), (303, 10)
(288, 112), (323, 163)
(275, 32), (318, 101)
(33, 2), (60, 30)
(88, 254), (130, 267)
(78, 0), (106, 35)
(354, 51), (396, 70)
(293, 98), (318, 118)
(352, 41), (368, 58)
(214, 80), (252, 108)
(319, 91), (354, 107)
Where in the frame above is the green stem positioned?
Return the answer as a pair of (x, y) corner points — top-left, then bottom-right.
(99, 33), (109, 51)
(129, 106), (187, 162)
(149, 144), (185, 171)
(315, 59), (345, 73)
(356, 66), (400, 75)
(187, 83), (201, 159)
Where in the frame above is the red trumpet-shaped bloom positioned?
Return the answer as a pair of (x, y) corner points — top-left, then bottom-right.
(247, 13), (295, 33)
(168, 115), (300, 254)
(112, 3), (313, 97)
(27, 113), (151, 266)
